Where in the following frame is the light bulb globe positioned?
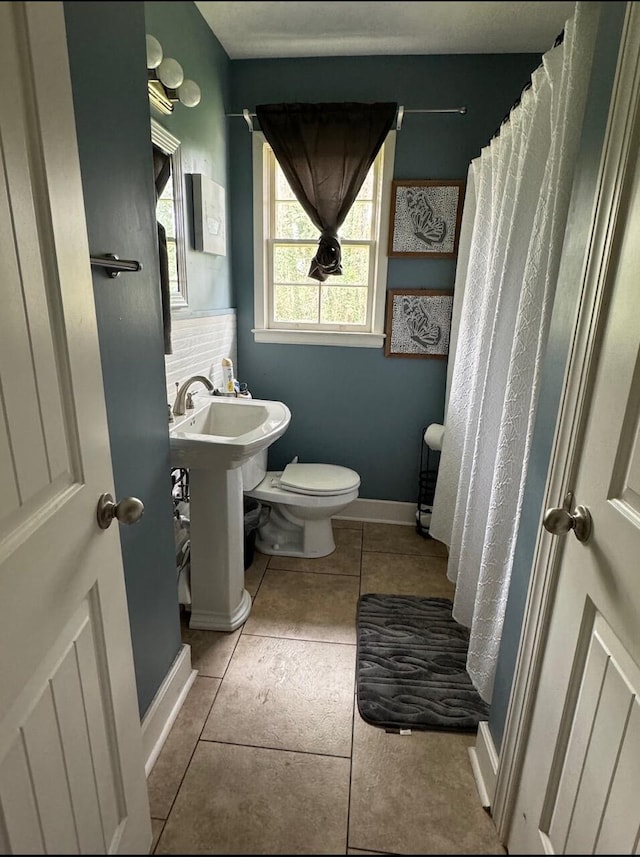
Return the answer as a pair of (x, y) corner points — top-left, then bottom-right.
(158, 57), (184, 89)
(146, 34), (163, 69)
(178, 80), (201, 107)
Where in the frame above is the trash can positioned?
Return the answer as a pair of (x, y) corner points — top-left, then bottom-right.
(243, 497), (263, 570)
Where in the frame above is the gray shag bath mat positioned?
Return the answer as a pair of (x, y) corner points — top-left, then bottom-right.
(356, 594), (490, 732)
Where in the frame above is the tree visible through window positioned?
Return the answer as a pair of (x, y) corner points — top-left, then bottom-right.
(156, 165), (179, 298)
(253, 132), (395, 347)
(268, 145), (382, 330)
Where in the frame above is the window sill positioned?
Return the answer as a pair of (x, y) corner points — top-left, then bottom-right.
(252, 329), (386, 348)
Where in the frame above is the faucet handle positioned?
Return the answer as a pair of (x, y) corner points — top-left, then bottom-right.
(186, 392), (195, 410)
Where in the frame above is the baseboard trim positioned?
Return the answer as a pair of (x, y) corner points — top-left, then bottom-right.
(335, 498), (416, 526)
(469, 720), (499, 809)
(140, 643), (197, 776)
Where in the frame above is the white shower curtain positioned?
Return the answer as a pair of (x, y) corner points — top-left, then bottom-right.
(430, 2), (599, 703)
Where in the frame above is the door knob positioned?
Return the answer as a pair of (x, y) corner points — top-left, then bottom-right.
(543, 491), (592, 543)
(97, 493), (145, 530)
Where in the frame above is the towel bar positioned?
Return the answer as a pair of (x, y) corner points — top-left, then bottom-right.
(90, 254), (143, 278)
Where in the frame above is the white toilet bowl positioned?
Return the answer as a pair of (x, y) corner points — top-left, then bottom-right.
(243, 455), (360, 558)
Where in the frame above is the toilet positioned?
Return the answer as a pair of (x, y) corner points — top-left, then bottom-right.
(242, 450), (360, 558)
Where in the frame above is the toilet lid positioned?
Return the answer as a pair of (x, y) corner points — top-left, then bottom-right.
(278, 463), (360, 496)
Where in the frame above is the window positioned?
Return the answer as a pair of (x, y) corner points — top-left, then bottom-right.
(151, 119), (188, 308)
(155, 159), (179, 297)
(252, 131), (396, 347)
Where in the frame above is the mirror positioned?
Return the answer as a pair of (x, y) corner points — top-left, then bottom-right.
(151, 118), (188, 308)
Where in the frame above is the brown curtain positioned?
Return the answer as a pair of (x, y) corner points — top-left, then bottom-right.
(153, 145), (172, 355)
(255, 102), (397, 282)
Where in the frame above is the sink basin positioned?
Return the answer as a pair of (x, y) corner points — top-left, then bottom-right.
(169, 395), (291, 470)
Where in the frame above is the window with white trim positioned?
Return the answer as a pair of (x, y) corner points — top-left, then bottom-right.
(151, 119), (188, 309)
(252, 131), (396, 347)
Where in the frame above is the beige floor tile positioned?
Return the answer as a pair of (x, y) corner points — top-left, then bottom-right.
(361, 552), (455, 599)
(147, 676), (221, 820)
(150, 519), (494, 856)
(201, 634), (355, 756)
(363, 522), (448, 557)
(150, 818), (164, 853)
(180, 622), (242, 678)
(243, 569), (360, 644)
(267, 527), (362, 575)
(155, 741), (350, 855)
(245, 549), (269, 596)
(348, 717), (505, 854)
(333, 518), (364, 530)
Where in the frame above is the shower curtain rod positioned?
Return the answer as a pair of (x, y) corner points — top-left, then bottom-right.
(228, 105), (467, 133)
(491, 27), (566, 141)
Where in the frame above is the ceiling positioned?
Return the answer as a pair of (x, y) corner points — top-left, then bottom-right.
(194, 1), (576, 60)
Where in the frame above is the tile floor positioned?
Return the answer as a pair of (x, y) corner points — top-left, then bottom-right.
(148, 520), (505, 855)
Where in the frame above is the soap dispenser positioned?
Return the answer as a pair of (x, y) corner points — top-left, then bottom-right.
(221, 357), (235, 396)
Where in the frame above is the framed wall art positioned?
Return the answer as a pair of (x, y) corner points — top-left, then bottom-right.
(192, 173), (227, 255)
(388, 179), (465, 258)
(384, 289), (453, 358)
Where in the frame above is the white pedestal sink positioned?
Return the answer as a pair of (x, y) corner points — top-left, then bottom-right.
(169, 395), (291, 631)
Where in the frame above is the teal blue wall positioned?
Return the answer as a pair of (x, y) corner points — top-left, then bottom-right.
(229, 54), (542, 501)
(489, 2), (626, 749)
(144, 1), (232, 313)
(64, 1), (182, 718)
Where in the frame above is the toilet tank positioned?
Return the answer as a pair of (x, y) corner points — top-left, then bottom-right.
(241, 448), (268, 491)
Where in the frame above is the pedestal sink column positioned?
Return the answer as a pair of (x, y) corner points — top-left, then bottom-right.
(188, 466), (252, 631)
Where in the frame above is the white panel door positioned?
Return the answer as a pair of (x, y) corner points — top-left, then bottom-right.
(507, 9), (640, 853)
(0, 2), (151, 853)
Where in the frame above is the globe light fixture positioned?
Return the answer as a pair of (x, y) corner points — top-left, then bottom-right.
(146, 34), (163, 69)
(157, 57), (184, 90)
(146, 35), (201, 115)
(178, 80), (201, 108)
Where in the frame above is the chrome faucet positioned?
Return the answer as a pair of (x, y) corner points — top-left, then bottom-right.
(173, 375), (214, 416)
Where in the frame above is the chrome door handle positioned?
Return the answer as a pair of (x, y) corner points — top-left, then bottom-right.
(97, 493), (145, 530)
(543, 491), (592, 543)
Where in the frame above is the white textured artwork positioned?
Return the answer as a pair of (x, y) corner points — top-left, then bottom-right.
(193, 173), (227, 255)
(388, 292), (453, 356)
(390, 183), (462, 256)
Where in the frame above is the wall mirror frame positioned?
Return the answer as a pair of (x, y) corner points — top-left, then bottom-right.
(151, 118), (188, 309)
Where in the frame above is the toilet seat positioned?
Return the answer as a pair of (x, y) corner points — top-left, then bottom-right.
(246, 468), (360, 508)
(245, 464), (360, 558)
(277, 463), (360, 496)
